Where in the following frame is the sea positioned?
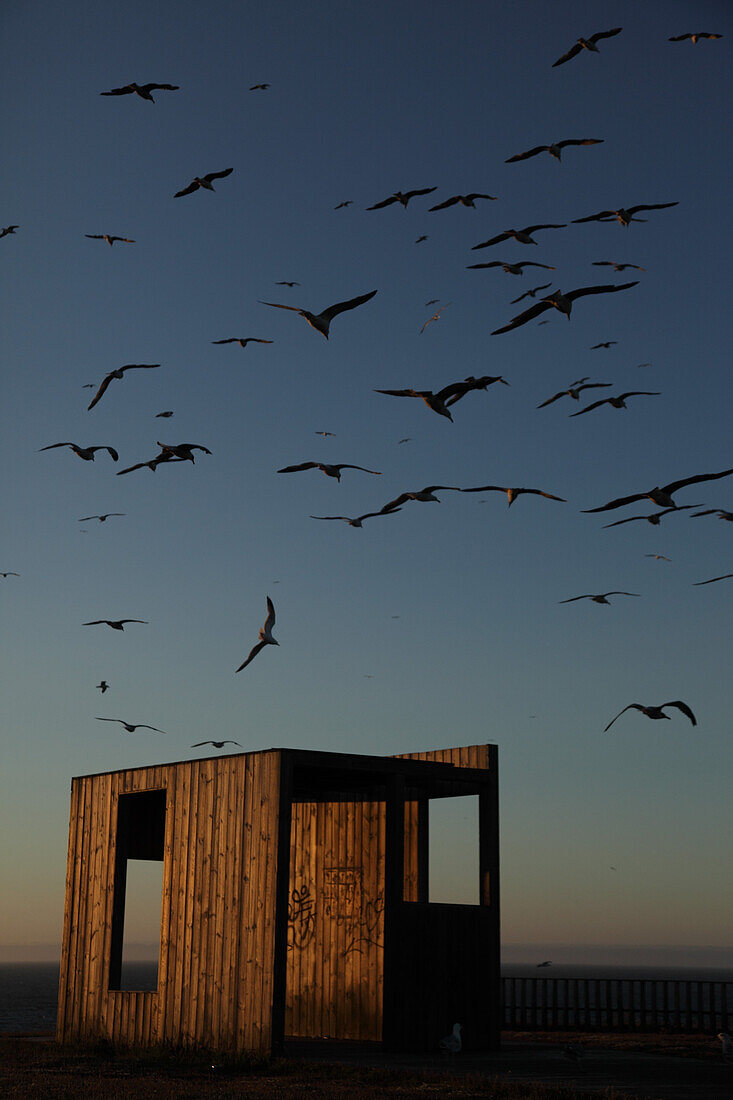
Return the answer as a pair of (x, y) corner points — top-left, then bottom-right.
(2, 962), (732, 1035)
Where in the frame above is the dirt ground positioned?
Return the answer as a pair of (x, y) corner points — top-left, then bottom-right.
(1, 1032), (730, 1099)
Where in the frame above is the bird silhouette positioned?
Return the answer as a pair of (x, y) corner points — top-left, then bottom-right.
(259, 289), (377, 338)
(87, 364), (159, 410)
(559, 592), (640, 605)
(39, 442), (118, 462)
(174, 168), (233, 198)
(669, 33), (722, 44)
(428, 192), (497, 210)
(376, 375), (507, 421)
(1, 225), (19, 238)
(277, 461), (381, 481)
(366, 187), (437, 210)
(192, 740), (242, 748)
(604, 701), (696, 732)
(591, 341), (618, 349)
(592, 261), (645, 272)
(471, 223), (566, 249)
(96, 717), (166, 733)
(249, 82), (270, 90)
(552, 27), (622, 67)
(584, 469), (733, 513)
(511, 282), (553, 304)
(212, 337), (273, 347)
(463, 484), (566, 506)
(83, 619), (148, 630)
(310, 508), (402, 528)
(379, 486), (462, 511)
(573, 202), (678, 227)
(236, 597), (279, 672)
(439, 1023), (462, 1053)
(78, 514), (126, 523)
(101, 82), (179, 101)
(467, 260), (555, 275)
(506, 139), (603, 163)
(420, 303), (452, 332)
(492, 283), (638, 334)
(334, 200), (353, 209)
(96, 681), (109, 693)
(537, 380), (612, 408)
(693, 573), (733, 587)
(85, 234), (135, 246)
(570, 391), (660, 416)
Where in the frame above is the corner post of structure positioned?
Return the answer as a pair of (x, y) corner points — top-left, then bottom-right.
(416, 798), (429, 903)
(479, 743), (500, 1042)
(270, 752), (293, 1056)
(382, 772), (405, 1049)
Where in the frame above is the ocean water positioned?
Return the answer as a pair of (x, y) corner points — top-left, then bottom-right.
(2, 962), (732, 1035)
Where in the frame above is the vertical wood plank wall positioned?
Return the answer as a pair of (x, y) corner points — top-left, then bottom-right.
(57, 751), (282, 1053)
(285, 798), (385, 1041)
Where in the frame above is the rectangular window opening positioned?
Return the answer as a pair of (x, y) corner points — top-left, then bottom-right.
(428, 795), (479, 905)
(109, 788), (166, 991)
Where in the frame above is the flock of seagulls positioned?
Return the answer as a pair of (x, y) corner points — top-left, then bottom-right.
(6, 20), (727, 760)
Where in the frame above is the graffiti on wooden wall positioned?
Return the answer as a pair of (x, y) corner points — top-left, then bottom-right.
(287, 868), (385, 957)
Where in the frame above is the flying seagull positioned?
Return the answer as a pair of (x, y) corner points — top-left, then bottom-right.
(603, 505), (700, 528)
(39, 442), (118, 462)
(192, 740), (243, 748)
(375, 375), (508, 421)
(315, 431), (336, 437)
(249, 82), (270, 90)
(463, 484), (566, 506)
(415, 235), (428, 243)
(310, 508), (402, 528)
(669, 33), (722, 43)
(552, 27), (622, 67)
(467, 260), (555, 275)
(572, 202), (678, 227)
(692, 508), (733, 521)
(492, 282), (638, 334)
(604, 701), (696, 732)
(583, 468), (733, 514)
(570, 391), (660, 416)
(85, 234), (135, 246)
(87, 364), (160, 410)
(560, 591), (640, 605)
(380, 486), (462, 511)
(471, 223), (566, 249)
(100, 82), (179, 101)
(506, 139), (603, 163)
(428, 192), (498, 210)
(174, 168), (233, 198)
(591, 341), (618, 349)
(366, 187), (437, 210)
(694, 573), (733, 586)
(157, 442), (212, 461)
(83, 619), (148, 630)
(95, 717), (166, 733)
(116, 453), (188, 475)
(334, 200), (353, 209)
(277, 461), (381, 481)
(275, 280), (301, 287)
(236, 596), (278, 672)
(212, 337), (273, 347)
(259, 289), (377, 338)
(538, 380), (612, 408)
(425, 299), (440, 306)
(420, 302), (452, 333)
(645, 554), (672, 562)
(78, 513), (126, 522)
(511, 282), (552, 304)
(96, 681), (109, 692)
(592, 261), (645, 272)
(0, 572), (20, 577)
(156, 410), (174, 418)
(1, 225), (19, 238)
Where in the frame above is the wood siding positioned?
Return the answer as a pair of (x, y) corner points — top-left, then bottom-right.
(57, 751), (283, 1053)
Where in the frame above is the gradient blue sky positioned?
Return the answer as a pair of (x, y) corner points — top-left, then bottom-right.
(1, 0), (731, 963)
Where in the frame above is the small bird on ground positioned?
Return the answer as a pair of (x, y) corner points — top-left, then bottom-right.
(537, 379), (611, 408)
(463, 484), (566, 506)
(428, 192), (497, 210)
(249, 82), (270, 90)
(511, 282), (552, 304)
(100, 82), (179, 101)
(78, 514), (126, 523)
(96, 717), (166, 733)
(1, 225), (19, 238)
(310, 508), (402, 527)
(492, 282), (637, 334)
(583, 469), (733, 514)
(592, 261), (645, 272)
(552, 27), (622, 67)
(420, 302), (451, 332)
(156, 411), (174, 418)
(236, 597), (278, 672)
(506, 138), (603, 163)
(260, 289), (377, 338)
(471, 223), (566, 249)
(85, 234), (135, 246)
(573, 202), (678, 227)
(467, 260), (555, 275)
(39, 442), (118, 462)
(192, 740), (242, 748)
(670, 33), (723, 44)
(604, 701), (696, 731)
(174, 168), (233, 198)
(439, 1023), (462, 1053)
(380, 486), (462, 511)
(334, 200), (352, 209)
(277, 461), (381, 481)
(96, 681), (109, 693)
(570, 391), (660, 416)
(559, 592), (640, 605)
(693, 574), (733, 587)
(87, 364), (160, 410)
(83, 619), (148, 630)
(366, 187), (437, 210)
(212, 337), (273, 347)
(591, 341), (618, 349)
(603, 505), (700, 528)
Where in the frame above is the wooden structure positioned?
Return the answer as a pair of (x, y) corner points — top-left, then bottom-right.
(57, 744), (499, 1054)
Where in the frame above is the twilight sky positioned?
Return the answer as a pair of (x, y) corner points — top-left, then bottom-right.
(1, 0), (731, 963)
